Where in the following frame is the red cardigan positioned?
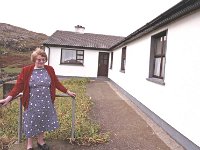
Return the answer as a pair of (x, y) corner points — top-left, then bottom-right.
(8, 64), (68, 110)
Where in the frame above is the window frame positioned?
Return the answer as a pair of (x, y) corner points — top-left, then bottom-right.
(147, 30), (167, 85)
(60, 48), (84, 65)
(120, 46), (126, 73)
(110, 52), (113, 69)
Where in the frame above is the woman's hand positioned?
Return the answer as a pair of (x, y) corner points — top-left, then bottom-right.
(0, 99), (10, 107)
(0, 96), (12, 107)
(66, 90), (76, 98)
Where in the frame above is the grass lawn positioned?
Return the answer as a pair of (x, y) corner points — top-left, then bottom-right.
(1, 67), (22, 74)
(0, 78), (109, 149)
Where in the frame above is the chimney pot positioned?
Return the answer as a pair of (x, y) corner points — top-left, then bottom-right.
(75, 25), (85, 34)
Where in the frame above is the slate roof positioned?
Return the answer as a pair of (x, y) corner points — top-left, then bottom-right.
(111, 0), (200, 49)
(43, 30), (124, 50)
(44, 0), (200, 51)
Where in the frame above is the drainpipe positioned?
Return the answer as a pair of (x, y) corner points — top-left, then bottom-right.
(46, 46), (50, 66)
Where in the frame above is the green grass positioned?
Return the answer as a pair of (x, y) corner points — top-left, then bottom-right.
(0, 86), (2, 99)
(0, 78), (109, 148)
(1, 67), (22, 74)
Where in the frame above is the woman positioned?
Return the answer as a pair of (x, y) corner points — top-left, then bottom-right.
(0, 48), (76, 150)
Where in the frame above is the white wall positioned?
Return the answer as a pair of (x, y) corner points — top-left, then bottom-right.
(45, 47), (100, 77)
(108, 10), (200, 147)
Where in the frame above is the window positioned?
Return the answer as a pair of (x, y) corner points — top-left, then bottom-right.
(110, 52), (113, 69)
(61, 49), (84, 65)
(121, 47), (126, 72)
(147, 30), (167, 85)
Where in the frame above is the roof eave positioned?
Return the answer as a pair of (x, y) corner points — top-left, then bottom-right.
(110, 0), (200, 50)
(43, 43), (110, 51)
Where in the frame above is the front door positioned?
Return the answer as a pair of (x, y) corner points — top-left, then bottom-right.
(97, 52), (109, 76)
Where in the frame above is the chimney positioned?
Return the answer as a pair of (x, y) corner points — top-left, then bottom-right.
(75, 25), (85, 34)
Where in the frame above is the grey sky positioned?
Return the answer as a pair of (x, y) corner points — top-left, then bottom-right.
(0, 0), (181, 36)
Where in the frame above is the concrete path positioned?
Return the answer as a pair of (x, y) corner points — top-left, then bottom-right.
(9, 78), (184, 150)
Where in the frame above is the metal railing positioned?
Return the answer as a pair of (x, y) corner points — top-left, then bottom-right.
(2, 93), (76, 143)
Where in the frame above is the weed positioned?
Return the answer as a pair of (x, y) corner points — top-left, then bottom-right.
(0, 78), (109, 148)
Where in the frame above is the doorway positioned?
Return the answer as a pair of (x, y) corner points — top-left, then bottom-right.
(97, 52), (109, 77)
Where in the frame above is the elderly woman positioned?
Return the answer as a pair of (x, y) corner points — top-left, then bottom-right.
(0, 48), (76, 150)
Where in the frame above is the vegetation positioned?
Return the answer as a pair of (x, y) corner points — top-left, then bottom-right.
(1, 67), (22, 74)
(0, 22), (48, 79)
(0, 23), (48, 52)
(0, 78), (109, 149)
(0, 47), (32, 68)
(0, 47), (32, 81)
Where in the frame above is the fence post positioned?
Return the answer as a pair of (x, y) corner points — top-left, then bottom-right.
(17, 97), (23, 143)
(12, 93), (75, 143)
(71, 97), (76, 141)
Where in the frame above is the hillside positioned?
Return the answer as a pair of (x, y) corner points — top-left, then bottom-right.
(0, 23), (48, 52)
(0, 23), (49, 79)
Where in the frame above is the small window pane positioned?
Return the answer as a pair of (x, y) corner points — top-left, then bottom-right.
(77, 51), (83, 55)
(62, 50), (76, 63)
(123, 59), (126, 68)
(77, 60), (83, 64)
(164, 36), (167, 41)
(155, 38), (162, 55)
(121, 59), (126, 70)
(163, 40), (167, 54)
(161, 57), (166, 78)
(154, 58), (161, 76)
(77, 55), (83, 59)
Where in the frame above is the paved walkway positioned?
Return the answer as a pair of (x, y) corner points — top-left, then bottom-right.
(9, 78), (184, 150)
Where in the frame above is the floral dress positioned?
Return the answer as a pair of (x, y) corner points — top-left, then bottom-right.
(23, 68), (59, 138)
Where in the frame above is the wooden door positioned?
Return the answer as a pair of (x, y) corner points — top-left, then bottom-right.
(97, 52), (109, 76)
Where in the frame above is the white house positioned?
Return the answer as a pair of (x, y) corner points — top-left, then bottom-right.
(43, 1), (200, 149)
(43, 25), (124, 77)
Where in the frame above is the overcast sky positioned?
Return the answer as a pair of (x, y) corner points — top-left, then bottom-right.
(0, 0), (181, 37)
